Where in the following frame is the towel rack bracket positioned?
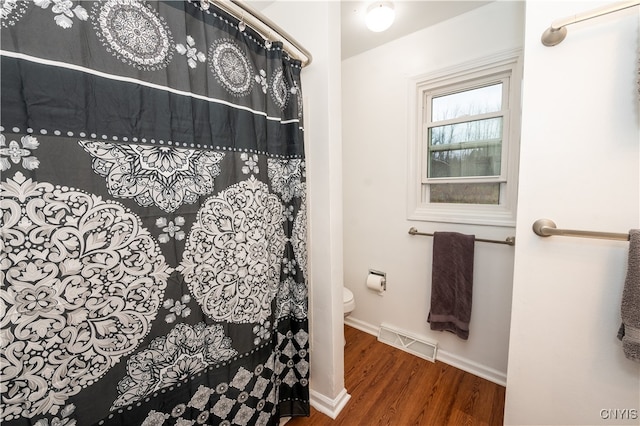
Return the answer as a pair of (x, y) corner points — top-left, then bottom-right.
(541, 26), (567, 46)
(532, 218), (557, 237)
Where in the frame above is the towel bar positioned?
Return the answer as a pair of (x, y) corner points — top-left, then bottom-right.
(532, 219), (630, 242)
(408, 227), (516, 246)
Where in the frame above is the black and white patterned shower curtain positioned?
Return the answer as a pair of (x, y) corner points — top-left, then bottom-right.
(0, 1), (309, 424)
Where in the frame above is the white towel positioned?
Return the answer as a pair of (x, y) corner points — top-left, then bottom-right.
(618, 229), (640, 362)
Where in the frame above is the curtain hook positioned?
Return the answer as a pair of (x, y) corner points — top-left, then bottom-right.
(238, 12), (246, 31)
(200, 0), (210, 11)
(265, 31), (272, 49)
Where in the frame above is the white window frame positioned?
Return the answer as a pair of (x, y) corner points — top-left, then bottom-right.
(407, 49), (523, 227)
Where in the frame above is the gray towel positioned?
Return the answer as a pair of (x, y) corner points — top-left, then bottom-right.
(618, 229), (640, 362)
(427, 232), (475, 340)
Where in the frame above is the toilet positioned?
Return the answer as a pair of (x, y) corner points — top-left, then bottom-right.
(343, 287), (355, 345)
(343, 287), (355, 317)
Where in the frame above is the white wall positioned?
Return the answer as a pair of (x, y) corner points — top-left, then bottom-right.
(341, 1), (525, 385)
(505, 2), (640, 425)
(260, 1), (350, 418)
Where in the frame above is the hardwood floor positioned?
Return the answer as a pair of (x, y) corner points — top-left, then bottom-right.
(287, 325), (505, 426)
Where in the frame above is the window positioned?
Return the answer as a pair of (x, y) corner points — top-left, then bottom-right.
(408, 50), (522, 226)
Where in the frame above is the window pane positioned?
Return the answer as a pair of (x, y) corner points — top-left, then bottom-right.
(430, 183), (500, 204)
(428, 117), (502, 178)
(430, 117), (502, 146)
(431, 83), (502, 121)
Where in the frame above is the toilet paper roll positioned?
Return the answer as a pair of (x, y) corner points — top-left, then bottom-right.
(366, 273), (385, 293)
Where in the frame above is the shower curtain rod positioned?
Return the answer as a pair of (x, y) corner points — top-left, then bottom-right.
(541, 0), (640, 46)
(210, 0), (312, 66)
(532, 219), (631, 242)
(408, 227), (516, 246)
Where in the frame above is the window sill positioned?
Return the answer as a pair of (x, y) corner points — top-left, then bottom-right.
(408, 203), (516, 227)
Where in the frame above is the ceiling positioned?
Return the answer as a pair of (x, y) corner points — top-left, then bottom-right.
(248, 1), (493, 60)
(340, 1), (492, 59)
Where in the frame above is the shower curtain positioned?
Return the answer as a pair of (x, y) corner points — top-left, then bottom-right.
(0, 1), (309, 424)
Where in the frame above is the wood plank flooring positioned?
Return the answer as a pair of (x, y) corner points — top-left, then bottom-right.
(287, 325), (505, 426)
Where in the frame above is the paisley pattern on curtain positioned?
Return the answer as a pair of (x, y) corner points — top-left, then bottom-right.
(0, 1), (309, 425)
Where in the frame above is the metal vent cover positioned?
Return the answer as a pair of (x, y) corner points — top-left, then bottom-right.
(377, 323), (438, 362)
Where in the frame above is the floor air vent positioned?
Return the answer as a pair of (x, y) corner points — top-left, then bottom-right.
(377, 323), (438, 362)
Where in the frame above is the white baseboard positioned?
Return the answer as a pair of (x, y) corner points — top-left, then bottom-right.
(309, 387), (351, 419)
(344, 316), (378, 336)
(344, 316), (507, 387)
(437, 349), (507, 386)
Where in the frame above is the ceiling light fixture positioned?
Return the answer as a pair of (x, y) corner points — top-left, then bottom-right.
(365, 2), (395, 33)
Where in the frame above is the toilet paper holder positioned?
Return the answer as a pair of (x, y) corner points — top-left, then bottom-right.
(368, 269), (387, 293)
